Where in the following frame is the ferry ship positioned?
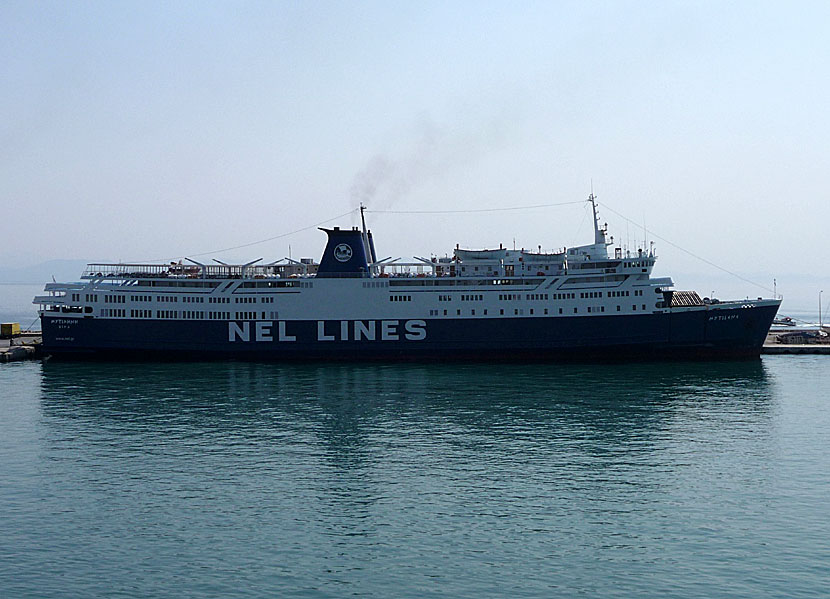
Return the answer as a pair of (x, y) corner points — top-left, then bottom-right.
(35, 196), (780, 361)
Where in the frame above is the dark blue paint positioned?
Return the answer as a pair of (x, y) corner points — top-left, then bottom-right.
(41, 303), (779, 361)
(316, 228), (370, 277)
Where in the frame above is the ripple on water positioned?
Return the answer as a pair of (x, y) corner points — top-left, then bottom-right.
(1, 358), (829, 598)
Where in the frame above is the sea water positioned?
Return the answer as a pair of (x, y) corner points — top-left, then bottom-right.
(1, 358), (829, 598)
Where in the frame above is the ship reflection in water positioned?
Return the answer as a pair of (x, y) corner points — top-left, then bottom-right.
(27, 360), (792, 598)
(36, 360), (778, 509)
(38, 360), (774, 447)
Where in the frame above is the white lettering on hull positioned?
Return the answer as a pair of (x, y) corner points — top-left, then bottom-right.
(404, 319), (427, 340)
(278, 321), (296, 342)
(228, 320), (428, 343)
(381, 320), (399, 340)
(354, 320), (375, 341)
(229, 321), (250, 342)
(256, 321), (272, 341)
(317, 320), (335, 341)
(708, 314), (739, 322)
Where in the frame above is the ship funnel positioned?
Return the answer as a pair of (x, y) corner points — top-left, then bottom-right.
(317, 228), (371, 278)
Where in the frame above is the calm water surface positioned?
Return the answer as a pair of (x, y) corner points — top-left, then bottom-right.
(1, 358), (829, 598)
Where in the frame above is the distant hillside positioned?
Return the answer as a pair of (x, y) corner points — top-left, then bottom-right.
(0, 260), (106, 284)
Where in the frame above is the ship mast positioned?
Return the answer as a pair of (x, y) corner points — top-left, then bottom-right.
(360, 203), (373, 276)
(589, 193), (604, 245)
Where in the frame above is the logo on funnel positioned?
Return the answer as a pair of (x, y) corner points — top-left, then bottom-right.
(334, 243), (353, 262)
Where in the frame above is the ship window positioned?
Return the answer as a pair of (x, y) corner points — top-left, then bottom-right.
(457, 309), (461, 315)
(573, 307), (578, 313)
(530, 308), (534, 315)
(643, 305), (646, 311)
(483, 309), (487, 315)
(633, 305), (636, 311)
(500, 309), (504, 315)
(588, 307), (591, 313)
(617, 305), (621, 311)
(471, 309), (475, 316)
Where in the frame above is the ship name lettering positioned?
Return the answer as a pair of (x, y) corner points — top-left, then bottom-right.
(381, 320), (399, 341)
(317, 320), (335, 341)
(228, 321), (250, 342)
(278, 321), (296, 342)
(228, 320), (427, 342)
(318, 319), (426, 341)
(229, 321), (296, 342)
(708, 314), (739, 322)
(256, 321), (272, 342)
(404, 319), (427, 340)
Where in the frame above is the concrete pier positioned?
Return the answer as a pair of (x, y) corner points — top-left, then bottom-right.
(762, 344), (830, 355)
(0, 333), (42, 362)
(762, 330), (830, 355)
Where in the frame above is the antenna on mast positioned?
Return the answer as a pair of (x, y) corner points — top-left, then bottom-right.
(588, 191), (603, 245)
(359, 203), (374, 276)
(360, 203), (368, 234)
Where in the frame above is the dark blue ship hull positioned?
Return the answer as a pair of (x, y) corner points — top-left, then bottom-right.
(41, 302), (779, 362)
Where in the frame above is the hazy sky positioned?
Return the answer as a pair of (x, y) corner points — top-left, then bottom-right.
(2, 1), (828, 309)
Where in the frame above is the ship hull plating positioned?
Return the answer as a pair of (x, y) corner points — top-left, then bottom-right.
(41, 302), (779, 362)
